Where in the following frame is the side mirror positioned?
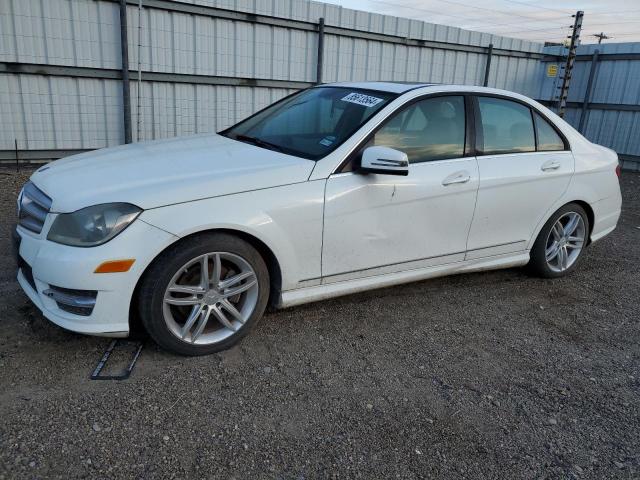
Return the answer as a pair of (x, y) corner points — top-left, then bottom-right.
(359, 146), (409, 176)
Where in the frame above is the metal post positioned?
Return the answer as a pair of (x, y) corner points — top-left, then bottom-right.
(483, 43), (493, 87)
(316, 17), (325, 85)
(578, 49), (599, 133)
(119, 0), (133, 144)
(136, 0), (143, 142)
(15, 139), (19, 172)
(557, 10), (584, 118)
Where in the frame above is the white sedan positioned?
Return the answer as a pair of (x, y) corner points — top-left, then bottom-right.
(13, 82), (622, 355)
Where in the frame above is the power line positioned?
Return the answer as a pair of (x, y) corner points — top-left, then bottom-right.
(410, 0), (570, 25)
(496, 20), (640, 36)
(343, 0), (640, 43)
(584, 20), (640, 27)
(495, 0), (573, 15)
(361, 0), (571, 34)
(462, 16), (573, 31)
(515, 29), (572, 42)
(494, 25), (575, 35)
(463, 10), (640, 32)
(592, 32), (610, 44)
(580, 8), (640, 16)
(581, 31), (639, 37)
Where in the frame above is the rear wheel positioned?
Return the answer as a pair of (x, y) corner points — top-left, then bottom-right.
(528, 203), (589, 278)
(138, 233), (270, 356)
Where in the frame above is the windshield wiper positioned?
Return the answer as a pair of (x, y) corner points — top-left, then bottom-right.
(234, 134), (284, 153)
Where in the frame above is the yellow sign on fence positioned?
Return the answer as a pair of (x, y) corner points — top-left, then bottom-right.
(547, 64), (559, 78)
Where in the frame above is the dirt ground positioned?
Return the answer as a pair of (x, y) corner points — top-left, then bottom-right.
(0, 168), (638, 479)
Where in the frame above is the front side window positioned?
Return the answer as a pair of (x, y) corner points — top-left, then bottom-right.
(221, 87), (396, 160)
(534, 112), (565, 151)
(478, 97), (535, 154)
(369, 96), (466, 164)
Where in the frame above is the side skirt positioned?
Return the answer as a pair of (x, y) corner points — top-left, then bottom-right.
(277, 251), (530, 308)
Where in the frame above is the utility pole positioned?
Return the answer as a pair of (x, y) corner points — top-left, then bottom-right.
(592, 32), (610, 44)
(557, 10), (583, 118)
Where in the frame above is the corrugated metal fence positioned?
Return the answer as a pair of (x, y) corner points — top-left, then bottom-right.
(0, 0), (545, 163)
(538, 42), (640, 171)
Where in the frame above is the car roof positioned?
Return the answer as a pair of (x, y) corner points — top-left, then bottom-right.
(320, 81), (437, 94)
(319, 82), (534, 100)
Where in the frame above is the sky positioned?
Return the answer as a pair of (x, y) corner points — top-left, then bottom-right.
(325, 0), (640, 44)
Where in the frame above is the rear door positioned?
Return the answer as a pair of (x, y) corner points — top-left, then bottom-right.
(466, 95), (574, 259)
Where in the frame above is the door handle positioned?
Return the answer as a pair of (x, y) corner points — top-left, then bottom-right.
(442, 171), (471, 186)
(541, 160), (561, 171)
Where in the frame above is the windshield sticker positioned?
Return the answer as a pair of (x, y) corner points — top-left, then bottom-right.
(341, 92), (384, 108)
(319, 136), (336, 147)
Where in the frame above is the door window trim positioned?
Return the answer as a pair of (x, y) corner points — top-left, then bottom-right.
(471, 93), (570, 157)
(336, 93), (476, 174)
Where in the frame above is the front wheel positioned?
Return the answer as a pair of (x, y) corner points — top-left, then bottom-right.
(528, 203), (590, 278)
(138, 233), (270, 356)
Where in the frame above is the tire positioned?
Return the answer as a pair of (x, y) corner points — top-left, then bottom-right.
(138, 233), (270, 356)
(528, 203), (590, 278)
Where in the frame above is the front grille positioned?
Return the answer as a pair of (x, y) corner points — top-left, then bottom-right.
(18, 181), (52, 234)
(43, 285), (97, 317)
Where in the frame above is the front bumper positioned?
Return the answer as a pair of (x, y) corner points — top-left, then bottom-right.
(14, 218), (177, 337)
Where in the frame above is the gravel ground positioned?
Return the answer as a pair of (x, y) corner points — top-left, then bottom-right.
(0, 168), (638, 479)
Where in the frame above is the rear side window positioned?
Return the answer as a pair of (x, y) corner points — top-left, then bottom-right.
(534, 112), (565, 151)
(478, 97), (535, 154)
(372, 96), (466, 164)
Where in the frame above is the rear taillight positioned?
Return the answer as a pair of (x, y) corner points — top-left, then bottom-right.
(616, 164), (621, 178)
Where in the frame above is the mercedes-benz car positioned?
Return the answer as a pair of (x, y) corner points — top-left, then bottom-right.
(13, 82), (622, 355)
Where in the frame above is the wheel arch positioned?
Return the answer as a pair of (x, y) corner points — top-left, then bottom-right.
(128, 227), (284, 335)
(528, 199), (596, 252)
(569, 200), (595, 243)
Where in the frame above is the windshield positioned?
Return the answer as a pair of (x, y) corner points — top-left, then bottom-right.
(220, 87), (397, 160)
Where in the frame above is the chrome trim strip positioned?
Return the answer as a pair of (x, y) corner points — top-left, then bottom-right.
(20, 199), (48, 222)
(18, 182), (52, 234)
(467, 240), (528, 252)
(369, 163), (407, 169)
(296, 240), (527, 284)
(23, 182), (52, 210)
(42, 289), (97, 309)
(279, 252), (531, 308)
(18, 216), (44, 234)
(372, 158), (407, 166)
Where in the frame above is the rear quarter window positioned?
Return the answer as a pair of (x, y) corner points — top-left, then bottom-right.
(534, 112), (566, 151)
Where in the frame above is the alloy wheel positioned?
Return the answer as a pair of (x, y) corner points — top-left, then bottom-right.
(544, 212), (586, 273)
(162, 252), (259, 345)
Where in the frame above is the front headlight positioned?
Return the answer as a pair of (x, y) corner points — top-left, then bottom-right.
(47, 203), (142, 247)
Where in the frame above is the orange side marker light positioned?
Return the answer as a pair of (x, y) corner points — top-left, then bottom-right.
(94, 259), (136, 274)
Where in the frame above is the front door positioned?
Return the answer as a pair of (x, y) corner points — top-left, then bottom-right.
(322, 95), (479, 282)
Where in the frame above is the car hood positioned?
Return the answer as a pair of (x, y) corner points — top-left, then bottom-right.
(30, 134), (314, 212)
